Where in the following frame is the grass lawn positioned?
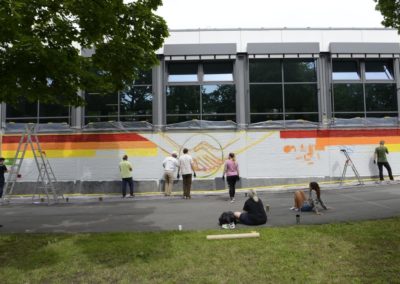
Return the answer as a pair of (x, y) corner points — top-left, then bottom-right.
(0, 218), (399, 283)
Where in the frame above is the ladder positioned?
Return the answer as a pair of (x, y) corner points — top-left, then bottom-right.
(340, 149), (364, 186)
(2, 124), (63, 204)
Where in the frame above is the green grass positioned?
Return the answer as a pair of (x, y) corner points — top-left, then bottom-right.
(1, 218), (400, 284)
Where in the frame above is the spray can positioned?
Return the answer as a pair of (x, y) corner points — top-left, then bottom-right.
(266, 204), (270, 212)
(178, 225), (182, 231)
(296, 214), (300, 224)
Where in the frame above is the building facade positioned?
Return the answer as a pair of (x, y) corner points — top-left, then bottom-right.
(1, 28), (400, 193)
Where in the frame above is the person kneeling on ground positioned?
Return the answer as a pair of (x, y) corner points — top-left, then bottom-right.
(234, 189), (267, 226)
(290, 182), (327, 214)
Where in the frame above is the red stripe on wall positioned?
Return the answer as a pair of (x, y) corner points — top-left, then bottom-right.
(2, 133), (149, 143)
(280, 129), (400, 139)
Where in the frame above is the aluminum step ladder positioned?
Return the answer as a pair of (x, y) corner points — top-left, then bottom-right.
(2, 124), (63, 204)
(340, 149), (364, 186)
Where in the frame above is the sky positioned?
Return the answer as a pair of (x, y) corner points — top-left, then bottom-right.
(156, 0), (386, 29)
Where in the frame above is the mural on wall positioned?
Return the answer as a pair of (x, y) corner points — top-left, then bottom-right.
(0, 129), (399, 181)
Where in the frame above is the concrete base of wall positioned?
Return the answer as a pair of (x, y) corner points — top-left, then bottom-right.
(6, 176), (371, 195)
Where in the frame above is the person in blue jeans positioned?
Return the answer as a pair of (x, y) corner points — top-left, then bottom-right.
(119, 155), (134, 198)
(0, 157), (8, 198)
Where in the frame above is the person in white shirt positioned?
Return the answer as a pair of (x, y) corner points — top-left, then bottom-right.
(178, 148), (196, 199)
(162, 151), (179, 196)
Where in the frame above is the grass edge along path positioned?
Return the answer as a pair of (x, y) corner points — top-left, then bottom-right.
(0, 217), (399, 283)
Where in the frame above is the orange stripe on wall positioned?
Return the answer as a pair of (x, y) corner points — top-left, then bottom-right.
(315, 136), (400, 150)
(1, 141), (156, 151)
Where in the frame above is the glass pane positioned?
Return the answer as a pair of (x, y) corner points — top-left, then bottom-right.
(251, 114), (283, 123)
(250, 84), (283, 113)
(40, 103), (70, 117)
(365, 60), (394, 80)
(168, 63), (198, 82)
(167, 115), (200, 124)
(39, 118), (70, 124)
(134, 69), (152, 85)
(285, 113), (319, 122)
(202, 85), (236, 114)
(7, 99), (37, 118)
(333, 84), (364, 112)
(332, 61), (360, 80)
(166, 85), (200, 114)
(85, 92), (118, 117)
(203, 62), (233, 81)
(85, 116), (118, 123)
(284, 59), (317, 82)
(249, 60), (281, 83)
(202, 115), (236, 122)
(284, 84), (318, 112)
(333, 113), (365, 119)
(366, 112), (397, 118)
(120, 86), (153, 116)
(120, 115), (152, 123)
(365, 83), (397, 111)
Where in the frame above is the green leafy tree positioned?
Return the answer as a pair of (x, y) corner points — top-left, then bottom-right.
(375, 0), (400, 30)
(0, 0), (168, 106)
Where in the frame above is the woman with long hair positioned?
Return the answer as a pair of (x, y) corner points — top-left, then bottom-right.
(223, 152), (239, 202)
(234, 189), (267, 226)
(291, 182), (327, 214)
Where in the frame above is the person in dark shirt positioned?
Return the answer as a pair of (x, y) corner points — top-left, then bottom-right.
(234, 189), (267, 225)
(0, 157), (8, 198)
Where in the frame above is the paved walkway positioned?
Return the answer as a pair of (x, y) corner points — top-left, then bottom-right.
(0, 182), (399, 233)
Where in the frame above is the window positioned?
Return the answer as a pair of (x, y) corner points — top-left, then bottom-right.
(332, 61), (360, 80)
(249, 59), (318, 124)
(85, 70), (153, 124)
(166, 61), (236, 124)
(6, 99), (70, 124)
(365, 60), (394, 80)
(332, 59), (397, 119)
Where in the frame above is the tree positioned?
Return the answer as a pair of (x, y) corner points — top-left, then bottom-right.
(0, 0), (168, 106)
(375, 0), (400, 30)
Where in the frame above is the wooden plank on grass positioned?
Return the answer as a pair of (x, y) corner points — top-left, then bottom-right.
(206, 232), (260, 240)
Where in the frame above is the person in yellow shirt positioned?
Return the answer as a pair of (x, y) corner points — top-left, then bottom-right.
(119, 154), (134, 198)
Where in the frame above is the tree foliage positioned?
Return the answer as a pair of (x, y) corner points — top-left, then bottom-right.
(0, 0), (168, 106)
(375, 0), (400, 30)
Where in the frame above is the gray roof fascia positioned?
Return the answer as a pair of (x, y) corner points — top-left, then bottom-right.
(247, 42), (320, 54)
(163, 43), (237, 56)
(330, 42), (400, 54)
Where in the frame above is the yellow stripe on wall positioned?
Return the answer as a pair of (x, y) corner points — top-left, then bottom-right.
(2, 147), (158, 158)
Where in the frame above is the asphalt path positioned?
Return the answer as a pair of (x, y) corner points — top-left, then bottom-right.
(0, 183), (399, 233)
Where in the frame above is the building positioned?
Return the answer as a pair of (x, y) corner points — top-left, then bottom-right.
(1, 28), (400, 194)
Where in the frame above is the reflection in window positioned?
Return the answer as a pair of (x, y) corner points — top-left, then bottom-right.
(249, 60), (281, 83)
(202, 85), (235, 114)
(7, 99), (37, 119)
(333, 84), (364, 112)
(249, 59), (318, 124)
(167, 86), (200, 115)
(365, 84), (397, 111)
(365, 61), (394, 80)
(284, 84), (318, 112)
(85, 92), (118, 118)
(168, 63), (198, 82)
(203, 62), (234, 81)
(250, 84), (282, 113)
(166, 85), (236, 124)
(284, 60), (316, 82)
(332, 61), (360, 80)
(120, 86), (152, 122)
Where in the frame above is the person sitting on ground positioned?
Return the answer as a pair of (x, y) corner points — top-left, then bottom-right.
(290, 181), (327, 214)
(234, 189), (267, 226)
